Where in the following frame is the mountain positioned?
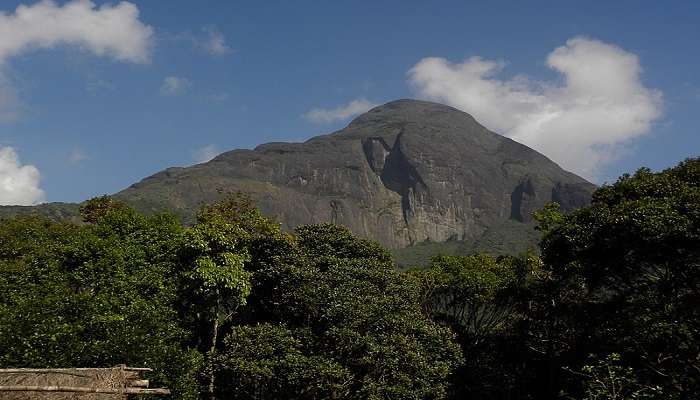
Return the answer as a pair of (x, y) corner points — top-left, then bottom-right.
(0, 100), (595, 264)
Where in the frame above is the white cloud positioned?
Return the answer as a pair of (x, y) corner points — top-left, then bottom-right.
(0, 0), (153, 118)
(176, 26), (232, 56)
(193, 144), (219, 164)
(0, 0), (152, 114)
(0, 0), (154, 65)
(0, 146), (44, 205)
(304, 98), (378, 124)
(0, 1), (153, 203)
(160, 76), (190, 96)
(202, 26), (231, 56)
(408, 37), (662, 180)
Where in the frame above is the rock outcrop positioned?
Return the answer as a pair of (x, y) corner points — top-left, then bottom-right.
(112, 99), (595, 250)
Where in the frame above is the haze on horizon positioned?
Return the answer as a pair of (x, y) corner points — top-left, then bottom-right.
(0, 0), (698, 205)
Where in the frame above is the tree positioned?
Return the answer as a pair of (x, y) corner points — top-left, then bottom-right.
(0, 202), (202, 399)
(411, 253), (539, 399)
(215, 223), (464, 399)
(412, 254), (533, 346)
(78, 195), (131, 223)
(179, 195), (282, 399)
(215, 324), (352, 400)
(534, 158), (700, 398)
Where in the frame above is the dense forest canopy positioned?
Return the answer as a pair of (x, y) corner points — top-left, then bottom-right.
(0, 158), (698, 399)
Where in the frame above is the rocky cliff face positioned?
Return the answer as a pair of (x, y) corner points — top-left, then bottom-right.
(114, 99), (595, 250)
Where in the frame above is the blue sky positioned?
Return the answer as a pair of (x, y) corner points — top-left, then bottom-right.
(0, 0), (698, 204)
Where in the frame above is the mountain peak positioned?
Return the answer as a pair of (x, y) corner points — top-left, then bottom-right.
(348, 98), (478, 128)
(1, 99), (595, 261)
(111, 98), (593, 253)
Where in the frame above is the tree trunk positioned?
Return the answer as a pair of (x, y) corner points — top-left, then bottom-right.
(207, 301), (220, 400)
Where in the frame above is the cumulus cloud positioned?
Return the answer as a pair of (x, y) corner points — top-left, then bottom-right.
(408, 37), (662, 180)
(0, 1), (153, 203)
(304, 98), (378, 124)
(160, 76), (191, 96)
(193, 144), (219, 164)
(0, 0), (153, 113)
(0, 0), (153, 118)
(0, 0), (154, 65)
(0, 146), (44, 205)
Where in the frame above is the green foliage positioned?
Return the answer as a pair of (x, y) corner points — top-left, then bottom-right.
(1, 194), (463, 399)
(413, 253), (533, 345)
(534, 157), (700, 398)
(79, 195), (132, 223)
(0, 206), (200, 398)
(216, 324), (352, 400)
(295, 223), (393, 264)
(3, 159), (696, 400)
(179, 194), (280, 397)
(412, 252), (540, 398)
(533, 201), (565, 234)
(182, 216), (251, 306)
(564, 354), (664, 400)
(196, 193), (281, 240)
(215, 224), (463, 400)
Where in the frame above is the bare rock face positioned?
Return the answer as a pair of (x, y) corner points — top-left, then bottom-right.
(115, 99), (595, 250)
